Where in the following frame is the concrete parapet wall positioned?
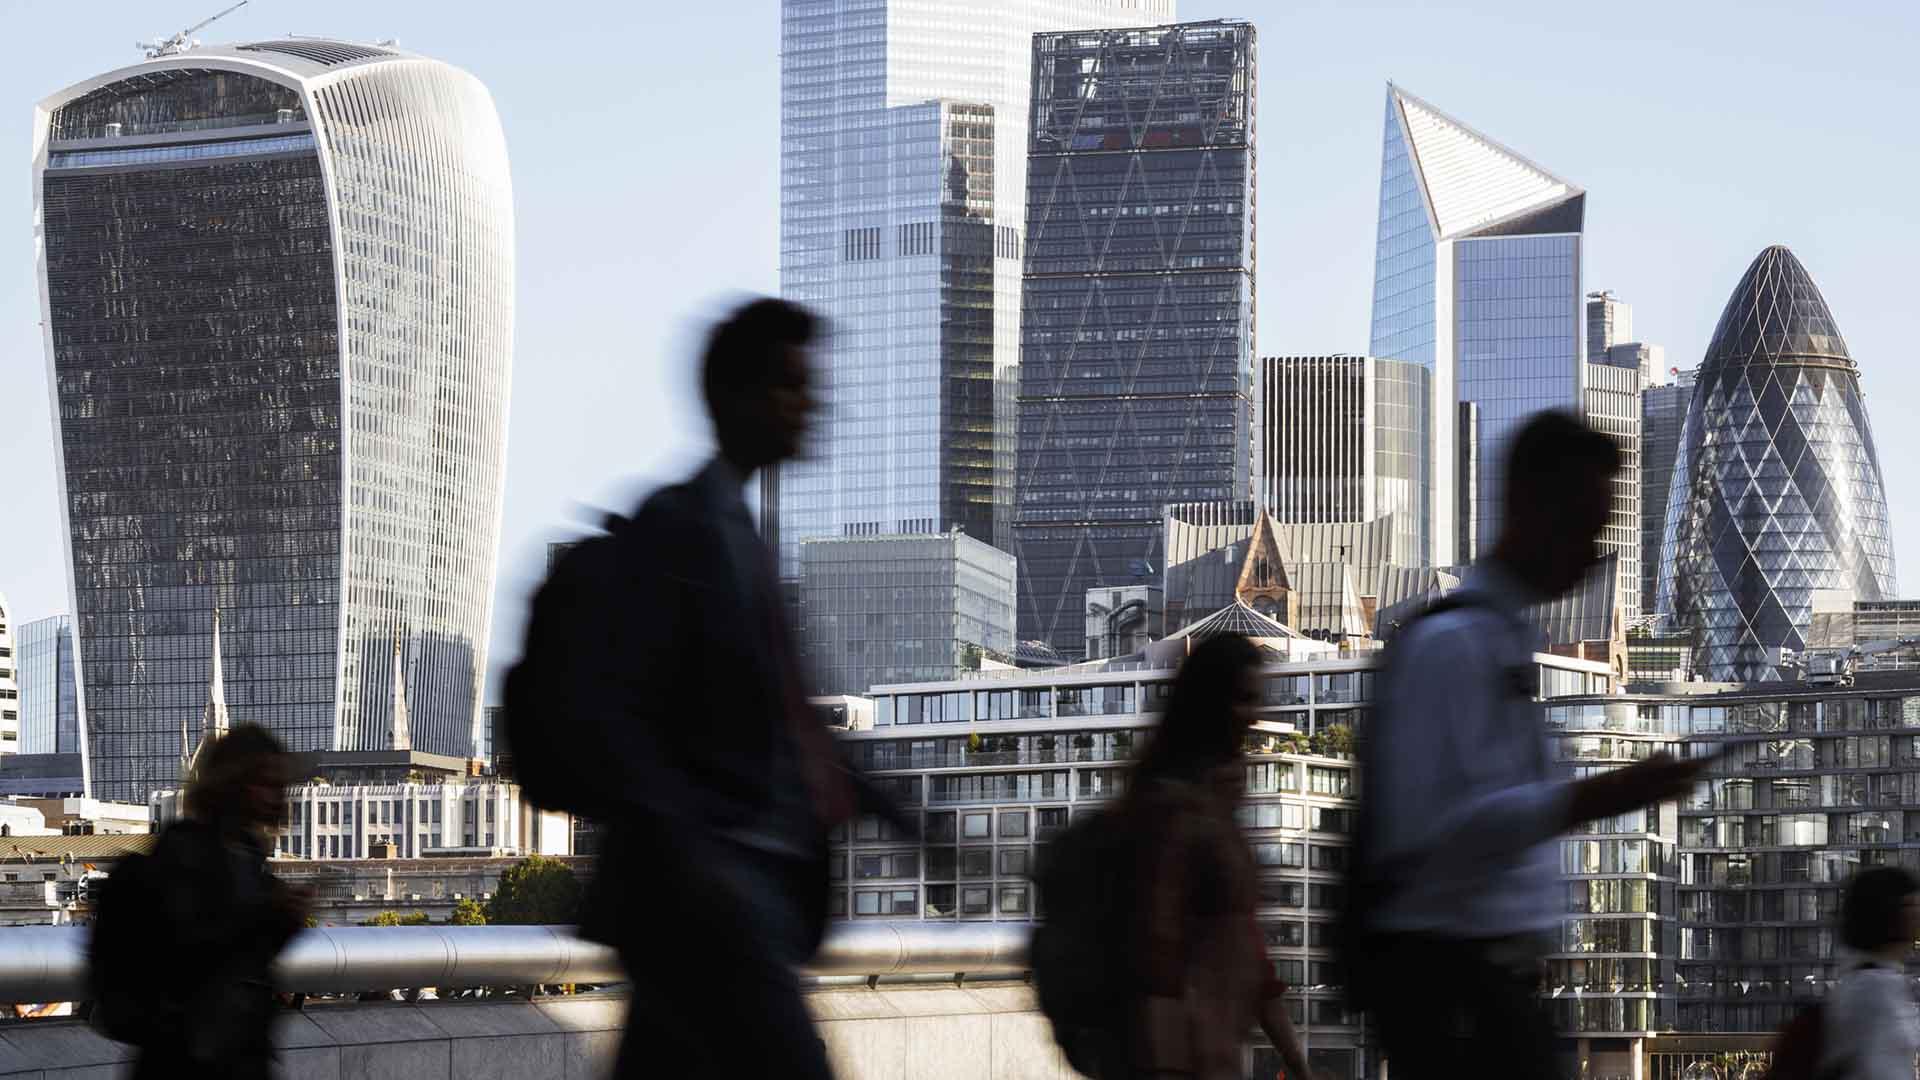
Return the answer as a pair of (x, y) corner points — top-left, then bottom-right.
(0, 982), (1071, 1079)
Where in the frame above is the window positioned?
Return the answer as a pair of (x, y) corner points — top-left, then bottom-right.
(924, 811), (957, 843)
(1259, 880), (1304, 908)
(962, 812), (991, 839)
(1308, 767), (1351, 797)
(960, 848), (994, 878)
(999, 849), (1030, 877)
(1311, 807), (1352, 834)
(827, 891), (847, 917)
(853, 888), (917, 916)
(1236, 803), (1304, 830)
(1036, 807), (1069, 840)
(998, 885), (1030, 915)
(854, 852), (918, 880)
(961, 887), (992, 915)
(1310, 884), (1345, 910)
(999, 811), (1028, 838)
(1310, 846), (1348, 872)
(926, 885), (957, 918)
(1263, 921), (1304, 947)
(1253, 842), (1305, 869)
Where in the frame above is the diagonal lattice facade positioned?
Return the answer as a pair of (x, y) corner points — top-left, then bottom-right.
(1015, 21), (1256, 660)
(1658, 246), (1896, 682)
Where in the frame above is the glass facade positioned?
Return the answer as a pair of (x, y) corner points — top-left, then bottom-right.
(1552, 677), (1920, 1037)
(17, 615), (80, 757)
(1584, 360), (1644, 622)
(1258, 355), (1429, 567)
(37, 51), (513, 803)
(0, 597), (15, 755)
(1454, 234), (1584, 545)
(774, 0), (1174, 572)
(798, 533), (1017, 695)
(1015, 22), (1256, 660)
(1658, 247), (1895, 682)
(1639, 373), (1694, 622)
(1367, 87), (1585, 565)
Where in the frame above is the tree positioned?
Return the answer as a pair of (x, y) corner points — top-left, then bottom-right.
(1310, 724), (1355, 757)
(447, 898), (487, 926)
(485, 854), (582, 925)
(360, 910), (431, 927)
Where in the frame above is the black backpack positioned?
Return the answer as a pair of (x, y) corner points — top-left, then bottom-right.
(88, 851), (169, 1045)
(1031, 806), (1136, 1076)
(502, 514), (641, 818)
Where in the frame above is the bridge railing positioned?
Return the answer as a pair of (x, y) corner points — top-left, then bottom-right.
(0, 922), (1031, 1003)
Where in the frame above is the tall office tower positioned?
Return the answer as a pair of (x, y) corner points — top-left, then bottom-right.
(1659, 246), (1895, 682)
(36, 42), (514, 802)
(1607, 341), (1668, 388)
(1638, 368), (1695, 619)
(799, 533), (1017, 695)
(772, 0), (1176, 571)
(1368, 86), (1586, 565)
(17, 614), (80, 757)
(1583, 360), (1643, 621)
(1586, 289), (1632, 360)
(1016, 21), (1257, 659)
(1257, 355), (1430, 567)
(0, 595), (17, 755)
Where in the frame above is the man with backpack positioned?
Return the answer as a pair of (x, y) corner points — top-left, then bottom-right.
(509, 298), (866, 1078)
(1347, 411), (1709, 1078)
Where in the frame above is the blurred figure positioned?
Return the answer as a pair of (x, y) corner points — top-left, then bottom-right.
(1820, 866), (1920, 1078)
(1118, 634), (1316, 1080)
(579, 298), (857, 1079)
(1349, 411), (1708, 1078)
(104, 724), (306, 1080)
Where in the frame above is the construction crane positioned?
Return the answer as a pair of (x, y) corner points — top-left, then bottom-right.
(1780, 637), (1920, 687)
(138, 0), (248, 59)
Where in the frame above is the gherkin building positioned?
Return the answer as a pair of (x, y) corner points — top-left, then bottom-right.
(1658, 246), (1896, 681)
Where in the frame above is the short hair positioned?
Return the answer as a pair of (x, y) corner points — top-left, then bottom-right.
(1502, 409), (1620, 508)
(1842, 865), (1920, 950)
(700, 298), (818, 424)
(185, 724), (290, 826)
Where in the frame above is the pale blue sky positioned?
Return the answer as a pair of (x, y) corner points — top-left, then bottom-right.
(2, 0), (1917, 699)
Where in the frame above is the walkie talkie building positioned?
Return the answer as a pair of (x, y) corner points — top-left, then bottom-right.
(34, 40), (513, 801)
(1658, 246), (1895, 682)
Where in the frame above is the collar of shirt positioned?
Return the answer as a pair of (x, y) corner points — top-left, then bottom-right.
(693, 456), (754, 525)
(1456, 558), (1545, 620)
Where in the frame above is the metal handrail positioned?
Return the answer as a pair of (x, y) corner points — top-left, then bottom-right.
(0, 922), (1032, 1002)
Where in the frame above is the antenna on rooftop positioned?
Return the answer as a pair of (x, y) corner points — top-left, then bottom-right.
(138, 0), (249, 59)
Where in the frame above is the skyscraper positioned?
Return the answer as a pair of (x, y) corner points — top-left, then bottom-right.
(1368, 86), (1586, 565)
(772, 0), (1176, 572)
(1639, 368), (1694, 618)
(1016, 20), (1257, 659)
(1586, 289), (1633, 360)
(1659, 246), (1896, 681)
(17, 614), (80, 757)
(0, 595), (17, 755)
(36, 41), (514, 802)
(1583, 359), (1643, 621)
(1257, 354), (1429, 567)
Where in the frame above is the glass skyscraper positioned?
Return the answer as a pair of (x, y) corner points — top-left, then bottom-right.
(0, 595), (17, 755)
(1015, 20), (1257, 659)
(1585, 359), (1643, 622)
(35, 42), (514, 802)
(17, 614), (80, 757)
(1257, 355), (1429, 568)
(1659, 246), (1896, 683)
(799, 533), (1017, 695)
(1639, 369), (1695, 620)
(1368, 86), (1586, 565)
(773, 0), (1176, 573)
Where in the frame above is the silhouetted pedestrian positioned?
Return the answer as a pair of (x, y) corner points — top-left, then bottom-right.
(95, 724), (307, 1080)
(1347, 410), (1709, 1078)
(1820, 866), (1920, 1077)
(1119, 635), (1317, 1080)
(571, 298), (863, 1078)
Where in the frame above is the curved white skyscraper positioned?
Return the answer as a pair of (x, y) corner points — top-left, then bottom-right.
(34, 40), (514, 801)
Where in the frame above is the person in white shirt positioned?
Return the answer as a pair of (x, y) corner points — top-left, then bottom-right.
(1352, 411), (1710, 1078)
(1823, 866), (1920, 1079)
